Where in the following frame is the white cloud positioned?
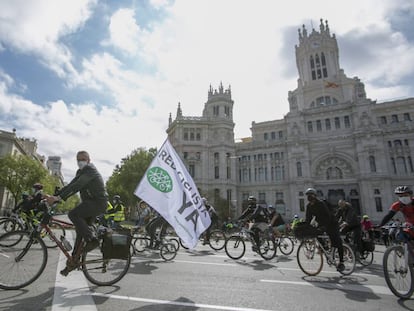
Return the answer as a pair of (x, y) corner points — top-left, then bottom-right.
(1, 0), (414, 183)
(104, 8), (146, 55)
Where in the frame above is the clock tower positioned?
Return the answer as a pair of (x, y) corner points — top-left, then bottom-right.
(288, 19), (366, 112)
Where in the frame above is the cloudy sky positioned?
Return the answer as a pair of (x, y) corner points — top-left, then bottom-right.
(1, 0), (413, 183)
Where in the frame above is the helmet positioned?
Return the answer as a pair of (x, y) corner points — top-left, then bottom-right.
(305, 188), (317, 195)
(268, 204), (274, 209)
(113, 194), (121, 201)
(294, 214), (299, 219)
(394, 186), (413, 195)
(33, 183), (43, 190)
(362, 215), (369, 219)
(202, 197), (207, 204)
(248, 196), (256, 202)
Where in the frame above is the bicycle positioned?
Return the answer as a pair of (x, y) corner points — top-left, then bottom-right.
(0, 211), (67, 249)
(131, 227), (178, 261)
(0, 201), (131, 290)
(342, 231), (374, 266)
(179, 228), (226, 251)
(382, 224), (414, 299)
(224, 221), (276, 260)
(266, 228), (295, 256)
(296, 232), (356, 276)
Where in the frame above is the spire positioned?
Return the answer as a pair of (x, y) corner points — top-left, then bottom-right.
(176, 102), (182, 118)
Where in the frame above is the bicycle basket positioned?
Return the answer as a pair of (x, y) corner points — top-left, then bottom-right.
(362, 238), (375, 252)
(293, 222), (320, 239)
(102, 228), (132, 260)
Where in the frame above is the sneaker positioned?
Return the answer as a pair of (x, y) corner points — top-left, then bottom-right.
(252, 246), (258, 252)
(337, 262), (345, 272)
(84, 238), (99, 253)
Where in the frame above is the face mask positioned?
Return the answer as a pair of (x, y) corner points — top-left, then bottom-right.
(399, 196), (412, 205)
(77, 160), (88, 169)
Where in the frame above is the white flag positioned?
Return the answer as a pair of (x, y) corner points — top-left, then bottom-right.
(134, 139), (211, 249)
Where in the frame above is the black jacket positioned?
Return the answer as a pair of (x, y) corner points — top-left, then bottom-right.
(58, 163), (107, 202)
(305, 198), (338, 231)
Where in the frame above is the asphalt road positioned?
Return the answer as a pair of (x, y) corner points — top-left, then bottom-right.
(0, 228), (413, 311)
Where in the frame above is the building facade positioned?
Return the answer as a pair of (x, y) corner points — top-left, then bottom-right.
(166, 19), (414, 223)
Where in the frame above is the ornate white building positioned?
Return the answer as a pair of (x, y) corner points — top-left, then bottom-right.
(166, 19), (414, 222)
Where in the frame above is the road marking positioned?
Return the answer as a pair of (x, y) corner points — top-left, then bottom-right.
(261, 279), (393, 296)
(92, 292), (274, 311)
(170, 258), (383, 278)
(52, 230), (97, 311)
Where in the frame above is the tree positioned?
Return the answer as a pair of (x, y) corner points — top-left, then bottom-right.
(106, 147), (156, 211)
(0, 154), (47, 208)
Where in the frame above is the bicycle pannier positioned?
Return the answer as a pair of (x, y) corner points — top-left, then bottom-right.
(362, 238), (375, 252)
(102, 228), (132, 260)
(293, 222), (320, 239)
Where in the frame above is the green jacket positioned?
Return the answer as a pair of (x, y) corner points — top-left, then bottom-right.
(58, 163), (107, 202)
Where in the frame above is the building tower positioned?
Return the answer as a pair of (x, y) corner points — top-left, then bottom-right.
(167, 83), (237, 215)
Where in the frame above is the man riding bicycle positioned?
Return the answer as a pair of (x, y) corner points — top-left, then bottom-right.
(335, 199), (362, 256)
(305, 188), (345, 272)
(46, 151), (108, 276)
(238, 196), (270, 252)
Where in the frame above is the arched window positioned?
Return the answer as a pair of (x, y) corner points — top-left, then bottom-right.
(326, 167), (343, 179)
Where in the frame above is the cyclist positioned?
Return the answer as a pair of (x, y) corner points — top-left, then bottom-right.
(291, 214), (301, 230)
(238, 196), (270, 251)
(335, 199), (362, 256)
(305, 187), (345, 272)
(202, 197), (219, 245)
(268, 205), (286, 237)
(46, 151), (108, 276)
(361, 215), (374, 239)
(378, 186), (414, 241)
(135, 200), (151, 227)
(12, 192), (32, 214)
(146, 211), (169, 248)
(111, 194), (126, 228)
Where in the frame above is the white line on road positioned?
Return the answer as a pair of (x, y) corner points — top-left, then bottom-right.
(92, 292), (275, 311)
(52, 230), (97, 311)
(261, 279), (393, 296)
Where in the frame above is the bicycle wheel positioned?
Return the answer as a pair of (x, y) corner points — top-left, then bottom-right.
(0, 218), (24, 236)
(160, 242), (177, 261)
(278, 236), (295, 255)
(383, 244), (414, 299)
(133, 236), (150, 252)
(164, 237), (180, 251)
(358, 250), (374, 266)
(82, 246), (131, 286)
(224, 235), (246, 260)
(41, 221), (66, 249)
(0, 231), (48, 290)
(179, 238), (190, 250)
(208, 229), (226, 251)
(296, 239), (323, 276)
(258, 236), (277, 260)
(335, 243), (356, 276)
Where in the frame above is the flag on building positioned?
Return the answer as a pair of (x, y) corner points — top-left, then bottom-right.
(134, 138), (211, 249)
(325, 81), (339, 88)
